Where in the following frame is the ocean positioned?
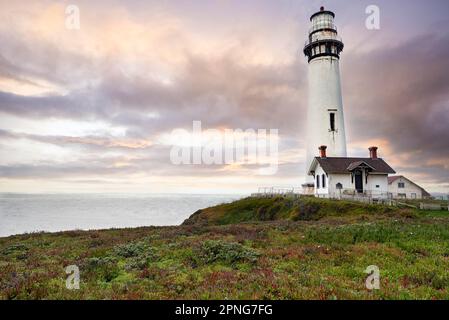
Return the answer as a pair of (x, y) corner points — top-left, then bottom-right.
(0, 193), (244, 237)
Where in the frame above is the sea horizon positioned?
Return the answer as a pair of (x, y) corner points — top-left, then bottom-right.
(0, 193), (245, 238)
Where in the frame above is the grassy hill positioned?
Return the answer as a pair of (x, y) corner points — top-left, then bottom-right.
(182, 196), (415, 225)
(1, 197), (448, 299)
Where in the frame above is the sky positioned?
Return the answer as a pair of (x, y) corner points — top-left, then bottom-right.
(0, 0), (448, 194)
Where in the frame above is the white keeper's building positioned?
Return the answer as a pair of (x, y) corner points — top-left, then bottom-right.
(308, 145), (396, 199)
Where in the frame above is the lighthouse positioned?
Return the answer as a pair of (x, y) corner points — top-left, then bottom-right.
(303, 7), (347, 185)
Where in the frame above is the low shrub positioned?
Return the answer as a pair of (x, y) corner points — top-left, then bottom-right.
(197, 240), (259, 266)
(1, 243), (29, 260)
(84, 256), (120, 282)
(2, 243), (29, 255)
(124, 249), (157, 270)
(407, 271), (449, 290)
(114, 242), (147, 258)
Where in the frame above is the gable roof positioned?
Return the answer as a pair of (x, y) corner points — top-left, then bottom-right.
(346, 160), (376, 171)
(387, 175), (431, 197)
(387, 176), (401, 184)
(422, 189), (432, 197)
(309, 157), (396, 175)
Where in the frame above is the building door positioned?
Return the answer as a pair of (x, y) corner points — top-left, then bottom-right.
(354, 170), (363, 193)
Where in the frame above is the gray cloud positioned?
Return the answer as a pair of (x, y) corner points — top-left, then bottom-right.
(0, 1), (448, 191)
(343, 33), (449, 174)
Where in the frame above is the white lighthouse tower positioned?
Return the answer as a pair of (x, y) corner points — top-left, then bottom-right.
(303, 7), (347, 185)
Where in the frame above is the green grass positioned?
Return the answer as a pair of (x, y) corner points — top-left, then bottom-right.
(182, 196), (412, 226)
(401, 198), (448, 207)
(417, 210), (449, 218)
(1, 197), (448, 299)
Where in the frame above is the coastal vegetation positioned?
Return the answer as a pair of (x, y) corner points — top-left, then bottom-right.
(0, 197), (448, 299)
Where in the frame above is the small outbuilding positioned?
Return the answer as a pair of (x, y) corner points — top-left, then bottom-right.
(387, 175), (431, 199)
(308, 146), (396, 199)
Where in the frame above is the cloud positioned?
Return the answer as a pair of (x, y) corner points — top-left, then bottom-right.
(342, 32), (449, 187)
(0, 0), (448, 193)
(0, 129), (152, 150)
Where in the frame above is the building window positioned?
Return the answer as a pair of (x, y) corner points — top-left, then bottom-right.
(316, 175), (320, 189)
(322, 174), (326, 188)
(411, 193), (417, 199)
(398, 182), (405, 188)
(398, 193), (406, 199)
(329, 113), (335, 131)
(376, 185), (380, 188)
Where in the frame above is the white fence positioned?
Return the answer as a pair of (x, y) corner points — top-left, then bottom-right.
(324, 189), (392, 204)
(251, 187), (302, 198)
(420, 203), (449, 211)
(250, 187), (449, 210)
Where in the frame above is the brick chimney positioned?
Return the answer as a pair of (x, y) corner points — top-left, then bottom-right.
(319, 145), (327, 158)
(369, 146), (378, 159)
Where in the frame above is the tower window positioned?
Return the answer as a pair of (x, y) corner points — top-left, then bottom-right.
(316, 175), (320, 189)
(330, 113), (336, 131)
